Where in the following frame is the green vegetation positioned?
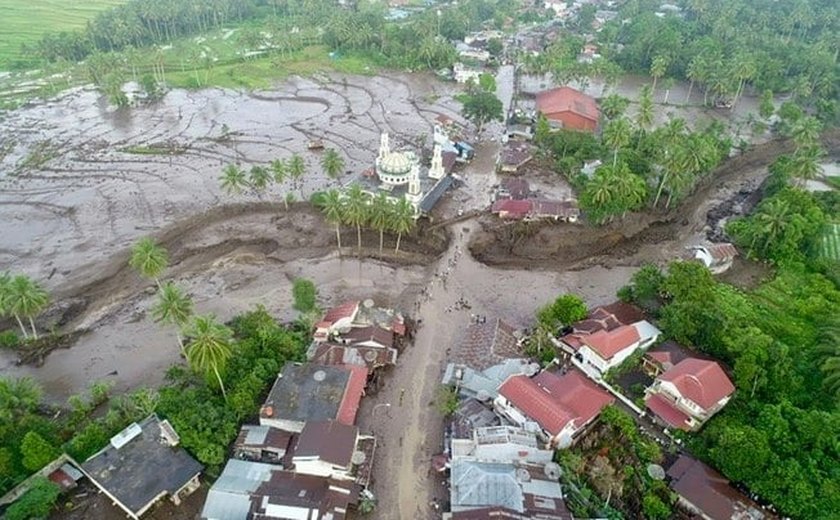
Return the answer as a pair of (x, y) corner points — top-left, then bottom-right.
(436, 385), (459, 417)
(3, 476), (61, 520)
(0, 272), (50, 341)
(536, 294), (588, 331)
(460, 89), (504, 134)
(316, 186), (417, 256)
(128, 236), (168, 287)
(0, 0), (124, 68)
(620, 179), (840, 518)
(292, 278), (317, 314)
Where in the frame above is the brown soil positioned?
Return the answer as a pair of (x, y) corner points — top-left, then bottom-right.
(470, 130), (840, 271)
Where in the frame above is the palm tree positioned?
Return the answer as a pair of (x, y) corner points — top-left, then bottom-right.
(249, 165), (271, 191)
(184, 315), (233, 400)
(755, 199), (790, 254)
(788, 146), (824, 187)
(219, 164), (248, 195)
(685, 55), (704, 104)
(288, 154), (306, 195)
(636, 86), (654, 131)
(321, 148), (345, 180)
(4, 275), (48, 340)
(343, 184), (369, 254)
(649, 55), (668, 97)
(817, 324), (840, 404)
(612, 165), (647, 217)
(0, 272), (12, 332)
(791, 116), (822, 150)
(603, 117), (632, 167)
(151, 282), (193, 356)
(391, 199), (415, 253)
(321, 189), (344, 253)
(129, 237), (168, 287)
(270, 159), (287, 184)
(599, 94), (630, 121)
(370, 192), (390, 253)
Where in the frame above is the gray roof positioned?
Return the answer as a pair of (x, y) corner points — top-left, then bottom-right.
(262, 363), (349, 423)
(201, 459), (274, 520)
(81, 415), (202, 516)
(444, 359), (531, 401)
(420, 175), (455, 213)
(450, 460), (524, 512)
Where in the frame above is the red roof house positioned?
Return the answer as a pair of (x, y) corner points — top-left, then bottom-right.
(645, 358), (735, 431)
(314, 301), (360, 341)
(494, 369), (614, 448)
(536, 87), (600, 132)
(491, 199), (533, 220)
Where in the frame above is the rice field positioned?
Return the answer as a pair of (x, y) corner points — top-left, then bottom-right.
(0, 0), (125, 68)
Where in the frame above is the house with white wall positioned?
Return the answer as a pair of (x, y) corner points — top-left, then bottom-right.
(645, 358), (735, 431)
(494, 369), (614, 448)
(561, 320), (661, 376)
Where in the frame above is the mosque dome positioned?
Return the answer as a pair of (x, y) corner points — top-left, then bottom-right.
(379, 152), (413, 175)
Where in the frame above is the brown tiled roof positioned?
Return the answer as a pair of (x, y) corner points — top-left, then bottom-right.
(491, 199), (532, 219)
(707, 243), (738, 261)
(454, 319), (521, 371)
(660, 358), (735, 410)
(530, 199), (579, 219)
(310, 342), (397, 369)
(443, 151), (458, 174)
(500, 142), (533, 168)
(667, 455), (771, 520)
(536, 87), (599, 123)
(598, 301), (646, 325)
(294, 421), (357, 467)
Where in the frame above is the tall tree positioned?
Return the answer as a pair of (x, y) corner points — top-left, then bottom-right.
(270, 159), (287, 185)
(600, 94), (630, 121)
(602, 117), (632, 167)
(391, 199), (415, 253)
(219, 164), (248, 195)
(151, 282), (194, 356)
(321, 189), (344, 253)
(370, 192), (391, 253)
(4, 275), (49, 340)
(461, 90), (504, 134)
(636, 86), (655, 131)
(649, 55), (669, 96)
(321, 148), (345, 180)
(184, 315), (233, 401)
(129, 237), (168, 288)
(343, 184), (369, 254)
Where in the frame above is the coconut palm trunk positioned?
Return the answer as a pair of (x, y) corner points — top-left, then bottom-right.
(395, 232), (403, 253)
(356, 225), (362, 253)
(14, 315), (29, 339)
(28, 317), (38, 340)
(335, 224), (342, 251)
(379, 229), (385, 253)
(213, 365), (227, 401)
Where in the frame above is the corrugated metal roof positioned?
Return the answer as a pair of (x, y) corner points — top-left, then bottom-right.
(201, 460), (276, 520)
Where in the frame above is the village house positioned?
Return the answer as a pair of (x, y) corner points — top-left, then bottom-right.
(490, 198), (580, 222)
(313, 299), (406, 343)
(446, 459), (572, 519)
(494, 369), (614, 448)
(495, 177), (530, 201)
(443, 358), (537, 402)
(451, 425), (554, 465)
(79, 415), (202, 520)
(498, 141), (534, 173)
(260, 363), (367, 433)
(451, 398), (502, 439)
(456, 42), (491, 63)
(557, 303), (661, 376)
(667, 455), (774, 520)
(233, 424), (297, 466)
(645, 358), (735, 431)
(544, 0), (570, 18)
(290, 421), (375, 486)
(687, 243), (739, 274)
(201, 459), (361, 520)
(535, 86), (600, 132)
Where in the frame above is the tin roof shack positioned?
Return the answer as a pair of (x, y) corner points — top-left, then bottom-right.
(687, 243), (738, 274)
(233, 425), (297, 466)
(260, 363), (367, 432)
(498, 142), (534, 173)
(80, 415), (202, 519)
(292, 421), (376, 486)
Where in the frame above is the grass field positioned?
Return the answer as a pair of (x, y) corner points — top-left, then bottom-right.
(0, 0), (125, 68)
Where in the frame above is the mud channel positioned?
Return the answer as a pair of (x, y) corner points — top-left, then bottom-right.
(1, 69), (837, 519)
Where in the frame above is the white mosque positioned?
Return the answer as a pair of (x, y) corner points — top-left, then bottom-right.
(359, 132), (453, 217)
